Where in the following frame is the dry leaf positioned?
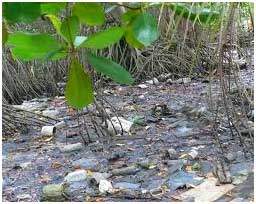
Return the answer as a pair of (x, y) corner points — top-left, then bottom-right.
(51, 162), (62, 170)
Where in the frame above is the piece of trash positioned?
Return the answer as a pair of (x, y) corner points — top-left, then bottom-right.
(99, 180), (114, 194)
(41, 126), (56, 136)
(42, 109), (59, 118)
(172, 177), (235, 202)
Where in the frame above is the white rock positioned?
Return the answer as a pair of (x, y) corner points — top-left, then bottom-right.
(64, 170), (87, 183)
(99, 179), (114, 193)
(146, 77), (159, 85)
(138, 84), (148, 89)
(188, 149), (198, 159)
(138, 95), (145, 99)
(17, 194), (32, 200)
(92, 172), (111, 184)
(41, 126), (56, 136)
(42, 110), (59, 118)
(174, 78), (191, 84)
(107, 117), (133, 134)
(20, 162), (32, 169)
(54, 121), (66, 129)
(60, 143), (83, 153)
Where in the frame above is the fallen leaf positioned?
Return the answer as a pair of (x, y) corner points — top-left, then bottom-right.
(40, 174), (51, 184)
(51, 162), (62, 170)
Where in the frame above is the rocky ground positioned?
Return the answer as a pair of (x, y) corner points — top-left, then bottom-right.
(2, 69), (254, 202)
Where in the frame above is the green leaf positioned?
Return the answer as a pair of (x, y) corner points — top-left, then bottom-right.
(73, 3), (105, 26)
(7, 32), (61, 61)
(3, 2), (41, 24)
(45, 14), (62, 35)
(198, 9), (220, 24)
(87, 52), (134, 85)
(124, 26), (144, 49)
(74, 36), (87, 48)
(60, 15), (79, 44)
(81, 27), (124, 49)
(65, 59), (94, 109)
(41, 2), (66, 15)
(121, 10), (141, 25)
(131, 12), (159, 46)
(2, 22), (8, 46)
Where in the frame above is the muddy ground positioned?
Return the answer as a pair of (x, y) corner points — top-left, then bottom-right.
(2, 69), (254, 202)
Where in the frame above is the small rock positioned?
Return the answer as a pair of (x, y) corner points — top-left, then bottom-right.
(174, 78), (191, 84)
(137, 159), (151, 169)
(111, 165), (140, 176)
(146, 77), (159, 85)
(91, 172), (111, 184)
(166, 160), (184, 174)
(60, 143), (83, 153)
(188, 149), (198, 159)
(167, 148), (178, 160)
(138, 84), (148, 89)
(107, 117), (133, 134)
(64, 170), (87, 183)
(20, 162), (32, 169)
(54, 121), (66, 129)
(226, 152), (237, 162)
(42, 109), (59, 118)
(182, 196), (195, 202)
(42, 184), (65, 201)
(113, 182), (141, 190)
(167, 78), (173, 84)
(16, 194), (32, 201)
(99, 180), (113, 193)
(72, 158), (99, 171)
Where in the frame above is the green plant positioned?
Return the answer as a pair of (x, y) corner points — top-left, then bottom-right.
(3, 2), (159, 109)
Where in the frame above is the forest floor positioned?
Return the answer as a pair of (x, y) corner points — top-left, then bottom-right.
(2, 68), (254, 202)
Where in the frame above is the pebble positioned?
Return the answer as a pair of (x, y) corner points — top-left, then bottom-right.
(72, 158), (99, 171)
(42, 184), (65, 201)
(91, 172), (111, 184)
(42, 109), (59, 118)
(167, 148), (178, 159)
(111, 165), (140, 176)
(20, 162), (32, 169)
(99, 180), (113, 193)
(60, 143), (83, 153)
(138, 84), (148, 89)
(113, 182), (141, 190)
(188, 149), (198, 159)
(54, 121), (66, 129)
(146, 77), (159, 85)
(226, 152), (237, 162)
(64, 170), (87, 183)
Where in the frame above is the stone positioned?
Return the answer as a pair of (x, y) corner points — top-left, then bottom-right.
(99, 180), (113, 193)
(64, 170), (87, 183)
(16, 194), (32, 201)
(167, 148), (178, 159)
(72, 158), (99, 171)
(167, 170), (204, 190)
(60, 143), (83, 153)
(107, 117), (133, 134)
(167, 160), (184, 174)
(42, 184), (65, 201)
(113, 182), (141, 190)
(111, 165), (140, 176)
(54, 121), (66, 129)
(146, 77), (159, 85)
(91, 172), (112, 184)
(137, 159), (151, 169)
(42, 109), (59, 118)
(20, 162), (32, 169)
(188, 149), (198, 159)
(138, 84), (148, 89)
(226, 152), (237, 162)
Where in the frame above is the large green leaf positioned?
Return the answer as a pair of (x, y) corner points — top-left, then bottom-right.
(124, 25), (144, 49)
(131, 12), (159, 46)
(2, 22), (8, 46)
(80, 27), (124, 49)
(73, 3), (105, 26)
(41, 2), (66, 15)
(3, 2), (41, 24)
(65, 59), (94, 109)
(87, 52), (134, 85)
(60, 15), (79, 45)
(7, 32), (62, 61)
(198, 9), (220, 24)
